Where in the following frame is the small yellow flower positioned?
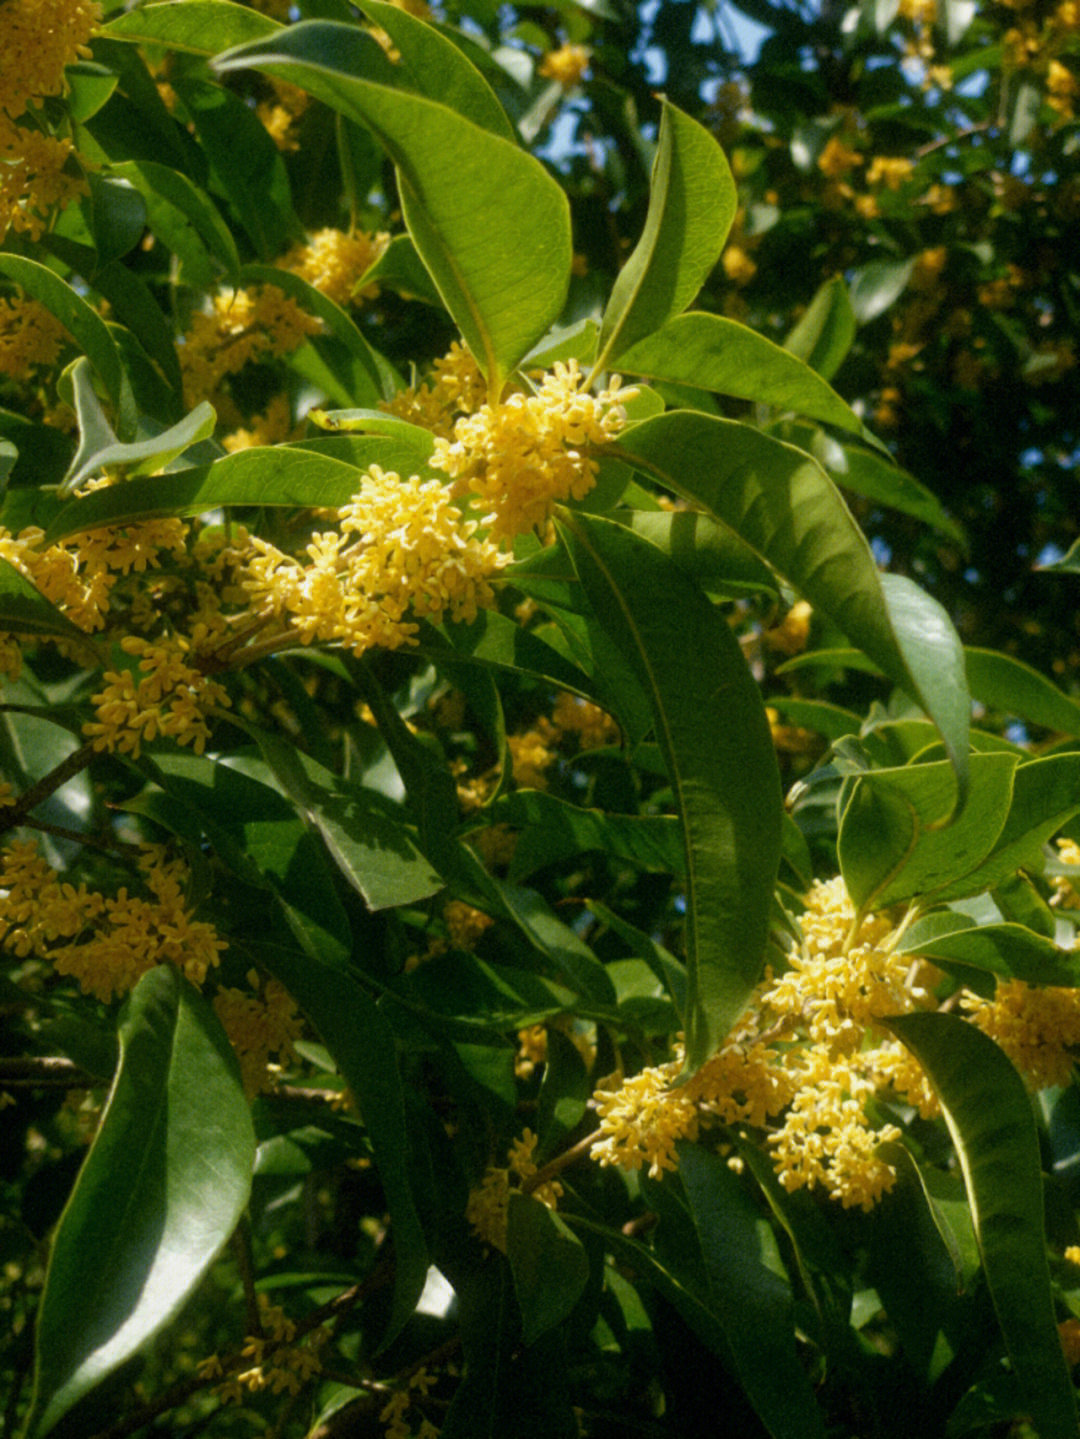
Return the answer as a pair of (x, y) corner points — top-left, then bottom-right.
(539, 44), (591, 88)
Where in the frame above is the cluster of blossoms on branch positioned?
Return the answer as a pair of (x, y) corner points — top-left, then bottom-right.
(585, 870), (1080, 1210)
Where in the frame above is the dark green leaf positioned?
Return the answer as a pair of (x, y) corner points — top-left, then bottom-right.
(895, 920), (1080, 988)
(214, 24), (571, 388)
(255, 944), (429, 1345)
(849, 258), (915, 324)
(596, 101), (736, 370)
(613, 313), (863, 435)
(838, 753), (1017, 911)
(561, 512), (781, 1066)
(965, 648), (1080, 736)
(783, 276), (856, 380)
(44, 442), (425, 541)
(110, 159), (241, 285)
(679, 1145), (828, 1439)
(507, 1193), (590, 1346)
(616, 412), (970, 813)
(27, 967), (254, 1437)
(887, 1012), (1079, 1439)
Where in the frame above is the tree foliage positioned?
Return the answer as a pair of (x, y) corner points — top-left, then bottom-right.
(2, 0), (1080, 1436)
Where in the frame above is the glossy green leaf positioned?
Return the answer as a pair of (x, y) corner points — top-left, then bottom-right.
(415, 609), (599, 698)
(775, 422), (965, 547)
(783, 276), (856, 380)
(613, 313), (863, 435)
(932, 753), (1080, 902)
(837, 753), (1017, 911)
(0, 255), (132, 434)
(357, 232), (444, 307)
(240, 262), (397, 401)
(0, 557), (88, 641)
(623, 508), (778, 597)
(254, 943), (429, 1345)
(887, 1012), (1079, 1439)
(507, 1193), (590, 1346)
(617, 412), (970, 810)
(766, 696), (861, 742)
(27, 967), (254, 1437)
(250, 733), (444, 910)
(560, 511), (781, 1066)
(475, 872), (617, 1005)
(965, 647), (1080, 736)
(596, 101), (736, 371)
(172, 73), (296, 260)
(62, 365), (216, 493)
(679, 1145), (828, 1439)
(354, 0), (514, 138)
(849, 257), (915, 324)
(85, 174), (146, 265)
(492, 790), (683, 881)
(895, 919), (1080, 988)
(110, 159), (241, 286)
(149, 753), (352, 965)
(103, 0), (282, 53)
(44, 442), (425, 542)
(214, 24), (571, 389)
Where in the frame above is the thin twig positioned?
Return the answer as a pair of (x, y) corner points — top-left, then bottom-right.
(0, 1057), (95, 1087)
(521, 1127), (602, 1194)
(0, 741), (98, 836)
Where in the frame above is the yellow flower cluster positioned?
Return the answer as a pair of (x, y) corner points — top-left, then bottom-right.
(179, 285), (322, 408)
(551, 691), (620, 750)
(281, 227), (391, 308)
(508, 725), (558, 789)
(381, 341), (489, 438)
(0, 0), (100, 240)
(255, 78), (310, 152)
(212, 971), (304, 1097)
(591, 877), (939, 1209)
(0, 841), (226, 1002)
(84, 628), (232, 758)
(0, 295), (69, 377)
(539, 44), (592, 88)
(963, 979), (1080, 1091)
(465, 1128), (562, 1252)
(211, 1297), (324, 1403)
(240, 466), (507, 658)
(1050, 837), (1080, 908)
(430, 360), (635, 541)
(380, 1368), (438, 1439)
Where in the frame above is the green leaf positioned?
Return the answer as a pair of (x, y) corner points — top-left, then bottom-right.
(931, 753), (1080, 902)
(849, 257), (915, 324)
(617, 412), (970, 812)
(507, 1193), (590, 1346)
(837, 753), (1017, 911)
(0, 557), (88, 641)
(415, 609), (599, 699)
(148, 753), (352, 965)
(27, 967), (254, 1437)
(560, 511), (781, 1067)
(61, 363), (216, 493)
(596, 101), (736, 371)
(622, 508), (778, 597)
(84, 174), (147, 266)
(214, 24), (571, 389)
(255, 944), (429, 1345)
(887, 1012), (1079, 1439)
(354, 0), (515, 139)
(172, 73), (296, 260)
(43, 442), (425, 541)
(240, 263), (397, 402)
(0, 255), (133, 435)
(491, 790), (683, 882)
(774, 422), (965, 547)
(965, 648), (1080, 736)
(249, 734), (445, 911)
(103, 0), (282, 53)
(783, 276), (856, 380)
(894, 920), (1080, 988)
(679, 1145), (828, 1439)
(613, 313), (863, 435)
(110, 160), (241, 285)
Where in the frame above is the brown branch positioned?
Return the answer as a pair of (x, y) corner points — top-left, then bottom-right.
(0, 1057), (95, 1087)
(0, 741), (98, 836)
(520, 1127), (602, 1194)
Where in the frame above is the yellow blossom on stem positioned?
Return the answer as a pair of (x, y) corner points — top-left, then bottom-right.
(963, 979), (1080, 1090)
(430, 360), (636, 542)
(281, 226), (391, 307)
(213, 971), (304, 1096)
(83, 630), (231, 758)
(0, 294), (69, 376)
(0, 0), (102, 120)
(381, 341), (490, 437)
(539, 44), (592, 87)
(465, 1128), (561, 1251)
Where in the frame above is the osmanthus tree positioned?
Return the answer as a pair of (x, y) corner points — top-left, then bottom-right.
(5, 2), (1080, 1438)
